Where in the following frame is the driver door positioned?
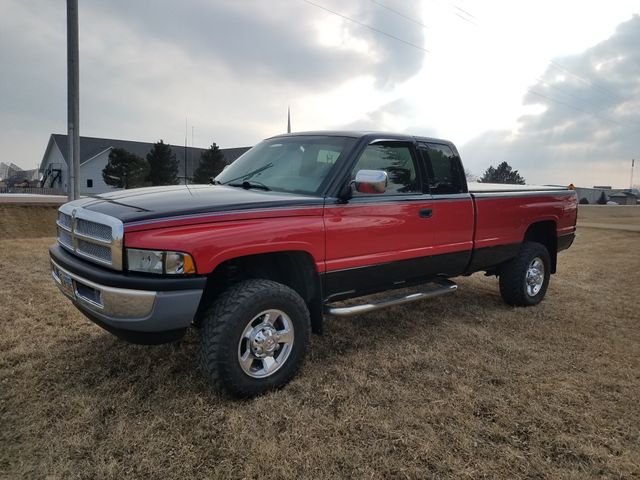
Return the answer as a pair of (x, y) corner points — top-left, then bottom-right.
(323, 141), (435, 300)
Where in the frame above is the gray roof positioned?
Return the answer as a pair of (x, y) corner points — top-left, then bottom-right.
(609, 190), (638, 198)
(44, 134), (250, 177)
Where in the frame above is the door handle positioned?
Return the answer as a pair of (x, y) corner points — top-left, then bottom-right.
(419, 208), (432, 218)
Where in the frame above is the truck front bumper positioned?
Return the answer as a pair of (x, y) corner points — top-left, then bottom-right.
(49, 245), (205, 344)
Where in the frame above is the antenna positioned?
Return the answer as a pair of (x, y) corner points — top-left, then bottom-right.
(184, 117), (188, 185)
(191, 125), (194, 182)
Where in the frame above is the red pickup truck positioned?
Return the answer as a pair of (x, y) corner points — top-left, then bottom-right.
(50, 132), (577, 396)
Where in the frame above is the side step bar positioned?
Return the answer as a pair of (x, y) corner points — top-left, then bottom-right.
(324, 279), (457, 317)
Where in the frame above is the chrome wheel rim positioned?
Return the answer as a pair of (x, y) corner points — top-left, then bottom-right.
(525, 257), (545, 297)
(237, 309), (294, 378)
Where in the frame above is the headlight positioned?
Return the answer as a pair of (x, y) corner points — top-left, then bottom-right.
(126, 249), (196, 275)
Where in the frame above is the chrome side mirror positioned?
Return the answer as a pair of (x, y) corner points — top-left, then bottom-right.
(354, 169), (388, 194)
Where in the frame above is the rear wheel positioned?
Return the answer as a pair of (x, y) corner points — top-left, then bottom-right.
(199, 279), (310, 397)
(499, 241), (551, 306)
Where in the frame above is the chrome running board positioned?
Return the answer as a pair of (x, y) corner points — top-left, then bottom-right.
(324, 280), (457, 317)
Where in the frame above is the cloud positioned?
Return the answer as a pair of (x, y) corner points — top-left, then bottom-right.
(0, 0), (426, 170)
(461, 15), (640, 187)
(81, 0), (425, 89)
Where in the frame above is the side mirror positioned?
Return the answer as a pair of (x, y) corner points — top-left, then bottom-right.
(354, 169), (387, 194)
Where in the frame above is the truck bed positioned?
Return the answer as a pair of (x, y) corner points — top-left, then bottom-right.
(468, 182), (569, 193)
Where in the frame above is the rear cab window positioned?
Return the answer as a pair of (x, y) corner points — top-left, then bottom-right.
(418, 143), (467, 195)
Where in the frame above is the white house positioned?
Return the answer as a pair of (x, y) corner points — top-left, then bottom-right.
(39, 134), (250, 195)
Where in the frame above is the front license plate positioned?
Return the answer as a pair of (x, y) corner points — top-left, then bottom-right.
(55, 266), (75, 298)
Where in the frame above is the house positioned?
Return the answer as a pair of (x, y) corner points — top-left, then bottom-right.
(573, 186), (639, 205)
(39, 134), (250, 195)
(608, 190), (639, 205)
(0, 162), (39, 184)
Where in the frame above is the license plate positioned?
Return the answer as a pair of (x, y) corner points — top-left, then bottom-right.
(54, 266), (75, 298)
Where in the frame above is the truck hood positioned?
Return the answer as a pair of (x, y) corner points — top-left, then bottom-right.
(69, 185), (323, 223)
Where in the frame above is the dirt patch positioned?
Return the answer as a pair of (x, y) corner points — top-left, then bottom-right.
(0, 205), (59, 239)
(1, 229), (639, 479)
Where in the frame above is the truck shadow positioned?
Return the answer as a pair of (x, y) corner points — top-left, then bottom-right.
(39, 280), (505, 404)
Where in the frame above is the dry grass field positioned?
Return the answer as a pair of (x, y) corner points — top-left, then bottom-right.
(1, 206), (639, 479)
(0, 205), (59, 239)
(578, 205), (640, 227)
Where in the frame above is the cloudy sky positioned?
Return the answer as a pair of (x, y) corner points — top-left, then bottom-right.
(1, 0), (638, 187)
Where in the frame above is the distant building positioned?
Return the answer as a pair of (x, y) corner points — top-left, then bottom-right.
(573, 186), (640, 205)
(0, 162), (21, 180)
(608, 191), (638, 205)
(0, 162), (39, 185)
(39, 134), (251, 195)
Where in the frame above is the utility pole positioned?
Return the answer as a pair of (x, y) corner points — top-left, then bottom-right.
(630, 159), (635, 190)
(67, 0), (80, 201)
(287, 107), (291, 134)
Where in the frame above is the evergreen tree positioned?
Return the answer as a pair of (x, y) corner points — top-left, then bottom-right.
(193, 142), (227, 184)
(146, 140), (178, 186)
(479, 161), (526, 184)
(596, 191), (607, 205)
(102, 148), (149, 189)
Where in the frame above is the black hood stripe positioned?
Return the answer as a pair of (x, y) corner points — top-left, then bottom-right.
(124, 202), (324, 227)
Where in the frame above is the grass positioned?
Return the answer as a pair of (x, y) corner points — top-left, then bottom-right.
(0, 205), (59, 239)
(1, 218), (639, 478)
(578, 204), (640, 226)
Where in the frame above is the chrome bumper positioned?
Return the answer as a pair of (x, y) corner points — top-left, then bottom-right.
(51, 258), (203, 334)
(52, 258), (156, 318)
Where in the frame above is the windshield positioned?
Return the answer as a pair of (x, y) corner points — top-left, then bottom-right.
(215, 135), (357, 195)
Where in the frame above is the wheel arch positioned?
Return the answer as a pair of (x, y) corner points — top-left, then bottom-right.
(524, 220), (558, 273)
(195, 250), (324, 334)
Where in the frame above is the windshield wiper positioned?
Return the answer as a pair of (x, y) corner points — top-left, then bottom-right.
(228, 180), (271, 191)
(222, 163), (273, 185)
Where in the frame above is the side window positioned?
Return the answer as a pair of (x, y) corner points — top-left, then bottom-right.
(86, 179), (93, 188)
(420, 144), (465, 195)
(351, 144), (420, 195)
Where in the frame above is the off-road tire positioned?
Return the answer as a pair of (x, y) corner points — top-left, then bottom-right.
(499, 241), (551, 307)
(199, 279), (310, 397)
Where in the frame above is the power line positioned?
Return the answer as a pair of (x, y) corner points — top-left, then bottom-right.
(535, 76), (608, 112)
(367, 0), (429, 30)
(535, 76), (640, 131)
(300, 0), (430, 54)
(303, 0), (633, 132)
(439, 6), (633, 124)
(453, 5), (478, 26)
(454, 5), (477, 21)
(424, 2), (629, 107)
(526, 90), (635, 131)
(451, 8), (627, 105)
(547, 60), (626, 104)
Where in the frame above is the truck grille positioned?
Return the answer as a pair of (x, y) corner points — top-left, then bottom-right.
(76, 218), (112, 242)
(56, 204), (124, 270)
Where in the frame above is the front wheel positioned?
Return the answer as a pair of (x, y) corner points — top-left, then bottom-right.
(199, 279), (310, 397)
(499, 241), (551, 307)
